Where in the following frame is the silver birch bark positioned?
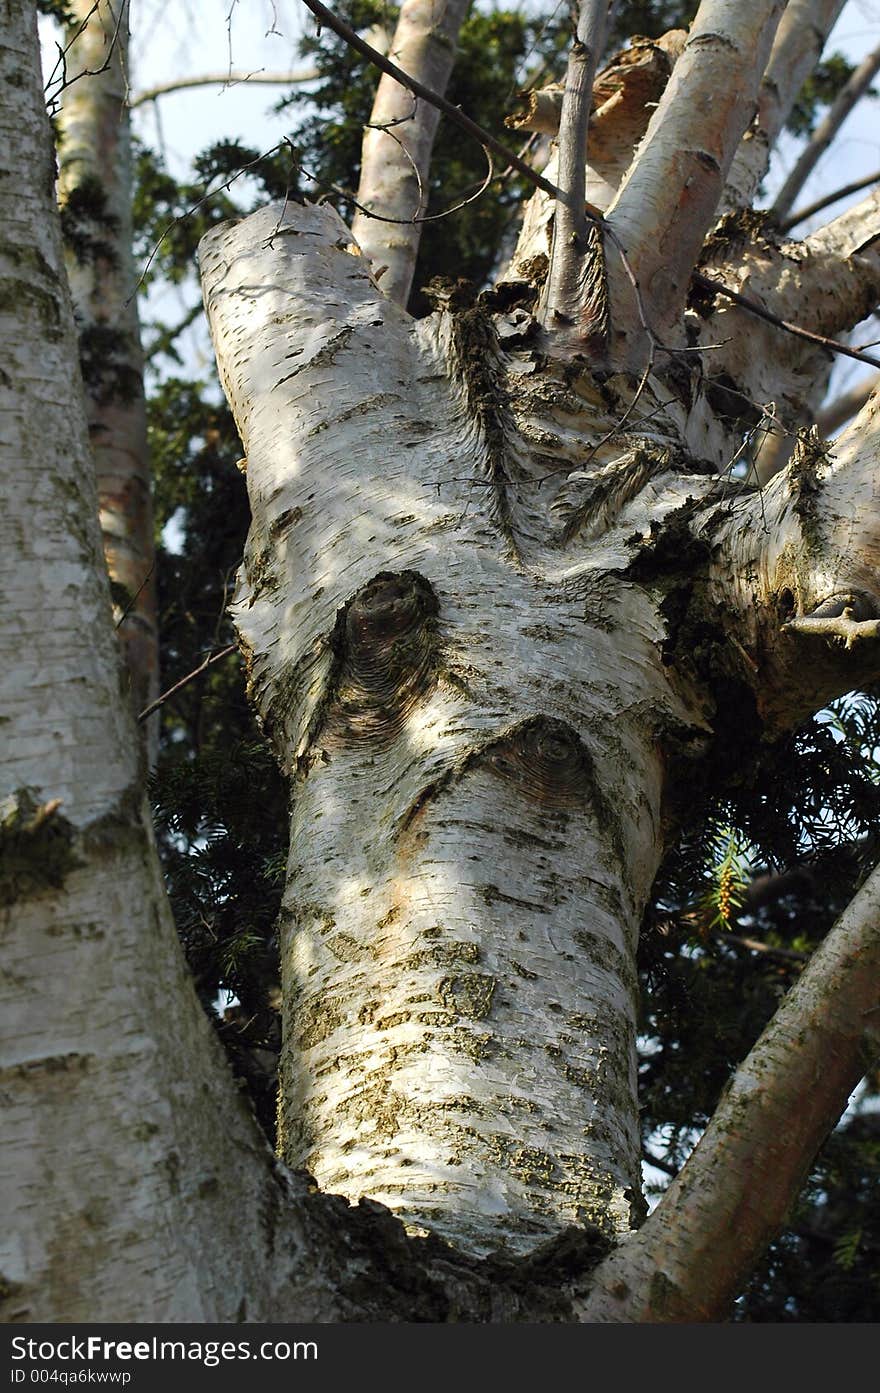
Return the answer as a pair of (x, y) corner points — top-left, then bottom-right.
(198, 183), (880, 1261)
(1, 0), (316, 1324)
(724, 0), (847, 210)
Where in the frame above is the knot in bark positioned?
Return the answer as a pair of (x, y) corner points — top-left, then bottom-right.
(330, 571), (440, 740)
(484, 716), (597, 809)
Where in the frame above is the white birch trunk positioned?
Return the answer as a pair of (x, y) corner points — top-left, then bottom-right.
(351, 0), (471, 307)
(7, 0), (880, 1320)
(200, 182), (880, 1261)
(2, 0), (306, 1323)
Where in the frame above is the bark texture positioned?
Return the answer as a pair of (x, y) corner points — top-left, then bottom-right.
(1, 0), (302, 1324)
(199, 202), (674, 1255)
(6, 0), (880, 1324)
(724, 0), (847, 210)
(608, 0), (786, 345)
(199, 194), (880, 1266)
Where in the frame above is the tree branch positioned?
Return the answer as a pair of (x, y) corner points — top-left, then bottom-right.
(608, 0), (786, 339)
(351, 0), (471, 307)
(693, 271), (880, 370)
(540, 1), (610, 334)
(780, 171), (880, 235)
(770, 43), (880, 223)
(129, 68), (318, 107)
(804, 183), (880, 261)
(817, 373), (880, 434)
(137, 644), (237, 723)
(579, 857), (880, 1321)
(298, 0), (570, 206)
(724, 0), (847, 211)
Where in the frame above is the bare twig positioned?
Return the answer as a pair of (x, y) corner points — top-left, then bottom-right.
(114, 562), (156, 630)
(770, 43), (880, 223)
(129, 67), (319, 107)
(44, 0), (128, 114)
(712, 928), (809, 963)
(779, 170), (880, 234)
(782, 610), (880, 649)
(693, 272), (880, 370)
(137, 645), (237, 723)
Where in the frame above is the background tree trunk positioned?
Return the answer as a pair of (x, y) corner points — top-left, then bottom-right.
(57, 0), (159, 758)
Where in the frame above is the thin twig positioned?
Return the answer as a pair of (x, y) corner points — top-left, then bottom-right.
(712, 927), (809, 963)
(137, 644), (237, 723)
(770, 43), (880, 223)
(779, 169), (880, 234)
(643, 1150), (679, 1179)
(115, 561), (155, 630)
(44, 0), (128, 115)
(129, 66), (319, 107)
(693, 272), (880, 370)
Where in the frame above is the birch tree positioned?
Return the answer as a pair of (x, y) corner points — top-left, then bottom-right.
(3, 0), (880, 1322)
(54, 0), (159, 753)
